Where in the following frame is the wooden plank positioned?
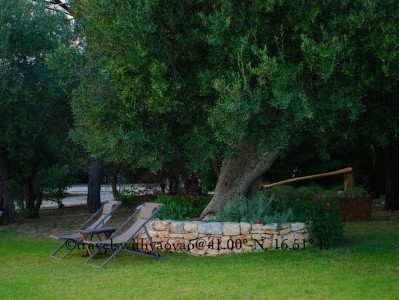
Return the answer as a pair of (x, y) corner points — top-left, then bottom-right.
(263, 167), (353, 189)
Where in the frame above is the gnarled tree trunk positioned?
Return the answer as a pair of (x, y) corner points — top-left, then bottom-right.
(0, 151), (15, 220)
(200, 142), (279, 219)
(87, 157), (103, 213)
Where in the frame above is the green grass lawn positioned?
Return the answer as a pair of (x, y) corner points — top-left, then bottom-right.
(1, 220), (399, 299)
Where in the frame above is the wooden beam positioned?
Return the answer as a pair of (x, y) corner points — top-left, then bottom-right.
(262, 167), (353, 189)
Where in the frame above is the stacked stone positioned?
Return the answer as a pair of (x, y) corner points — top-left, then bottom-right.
(135, 220), (309, 256)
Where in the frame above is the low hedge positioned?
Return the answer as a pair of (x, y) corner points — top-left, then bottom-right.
(265, 186), (344, 247)
(154, 194), (212, 220)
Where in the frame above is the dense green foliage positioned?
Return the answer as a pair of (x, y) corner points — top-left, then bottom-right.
(1, 0), (399, 216)
(118, 189), (211, 220)
(215, 192), (294, 224)
(71, 1), (208, 171)
(154, 195), (212, 220)
(264, 0), (399, 207)
(336, 187), (369, 199)
(68, 0), (399, 212)
(0, 0), (77, 216)
(266, 186), (344, 246)
(41, 165), (78, 208)
(117, 188), (142, 207)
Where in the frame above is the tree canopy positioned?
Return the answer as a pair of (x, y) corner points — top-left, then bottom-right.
(1, 0), (398, 218)
(67, 0), (399, 217)
(0, 0), (76, 217)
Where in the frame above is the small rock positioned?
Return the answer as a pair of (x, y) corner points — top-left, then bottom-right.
(282, 233), (295, 247)
(184, 232), (198, 240)
(205, 248), (219, 256)
(219, 248), (232, 255)
(198, 222), (222, 235)
(152, 221), (170, 231)
(157, 230), (169, 238)
(279, 228), (291, 236)
(169, 233), (184, 239)
(240, 222), (251, 235)
(222, 222), (240, 235)
(263, 223), (278, 230)
(147, 229), (158, 238)
(262, 238), (272, 250)
(170, 222), (185, 234)
(251, 224), (263, 233)
(291, 222), (305, 231)
(184, 222), (198, 233)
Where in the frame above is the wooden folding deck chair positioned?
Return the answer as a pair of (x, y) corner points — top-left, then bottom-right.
(49, 200), (121, 259)
(84, 202), (163, 268)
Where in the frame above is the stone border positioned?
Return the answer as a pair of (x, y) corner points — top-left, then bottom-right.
(135, 220), (310, 256)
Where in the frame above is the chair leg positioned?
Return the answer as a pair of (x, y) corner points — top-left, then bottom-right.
(50, 240), (74, 260)
(85, 247), (122, 268)
(144, 227), (160, 257)
(84, 226), (163, 268)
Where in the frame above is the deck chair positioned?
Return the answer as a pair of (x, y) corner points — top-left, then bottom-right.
(49, 200), (121, 259)
(84, 202), (163, 268)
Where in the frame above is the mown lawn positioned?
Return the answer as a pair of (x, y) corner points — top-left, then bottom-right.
(0, 220), (398, 299)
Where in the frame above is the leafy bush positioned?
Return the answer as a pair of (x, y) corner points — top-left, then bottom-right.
(117, 188), (140, 206)
(154, 195), (211, 220)
(117, 185), (160, 206)
(309, 200), (343, 247)
(215, 192), (294, 224)
(266, 210), (295, 224)
(336, 187), (369, 199)
(41, 165), (78, 208)
(265, 185), (344, 247)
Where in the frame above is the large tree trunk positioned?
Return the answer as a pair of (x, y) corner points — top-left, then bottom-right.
(158, 154), (186, 195)
(110, 171), (119, 199)
(108, 164), (120, 199)
(26, 172), (42, 218)
(200, 142), (279, 219)
(0, 151), (15, 220)
(383, 147), (399, 210)
(87, 157), (103, 213)
(184, 174), (202, 196)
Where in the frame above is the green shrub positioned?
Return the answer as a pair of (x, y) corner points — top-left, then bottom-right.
(154, 194), (211, 220)
(41, 165), (78, 208)
(266, 210), (295, 224)
(265, 185), (344, 247)
(117, 188), (140, 206)
(215, 192), (294, 224)
(336, 187), (369, 199)
(309, 200), (343, 248)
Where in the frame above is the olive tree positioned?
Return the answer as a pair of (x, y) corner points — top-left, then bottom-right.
(69, 0), (399, 218)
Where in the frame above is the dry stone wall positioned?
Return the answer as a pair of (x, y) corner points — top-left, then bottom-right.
(135, 220), (310, 256)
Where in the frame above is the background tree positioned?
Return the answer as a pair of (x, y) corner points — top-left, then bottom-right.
(266, 0), (399, 210)
(71, 1), (210, 194)
(0, 149), (15, 219)
(87, 157), (103, 213)
(326, 0), (399, 210)
(0, 0), (76, 217)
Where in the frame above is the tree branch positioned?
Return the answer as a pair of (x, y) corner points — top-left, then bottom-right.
(45, 0), (72, 16)
(47, 0), (70, 12)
